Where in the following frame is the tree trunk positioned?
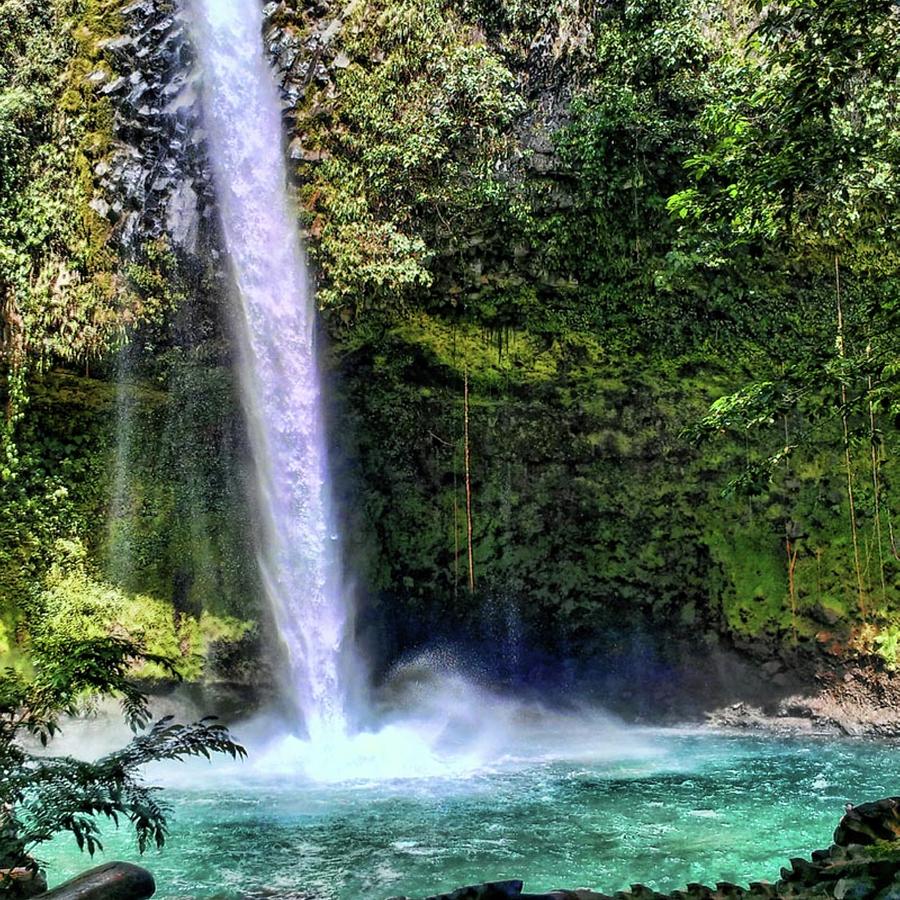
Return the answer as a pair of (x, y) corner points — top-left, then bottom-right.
(786, 536), (800, 645)
(866, 345), (887, 600)
(453, 468), (460, 604)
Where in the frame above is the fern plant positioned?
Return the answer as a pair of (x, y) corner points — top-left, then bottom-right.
(0, 636), (246, 877)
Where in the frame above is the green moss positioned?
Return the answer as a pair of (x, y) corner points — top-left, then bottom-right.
(874, 626), (900, 671)
(335, 315), (899, 658)
(37, 543), (253, 681)
(0, 369), (260, 678)
(706, 525), (790, 635)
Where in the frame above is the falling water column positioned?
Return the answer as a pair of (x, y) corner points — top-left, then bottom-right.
(192, 0), (353, 739)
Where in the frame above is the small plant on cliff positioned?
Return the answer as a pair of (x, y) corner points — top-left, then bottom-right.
(0, 635), (245, 880)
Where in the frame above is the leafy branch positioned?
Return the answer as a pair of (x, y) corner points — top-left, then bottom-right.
(0, 636), (246, 873)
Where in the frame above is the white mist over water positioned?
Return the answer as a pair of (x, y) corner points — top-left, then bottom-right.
(240, 663), (662, 785)
(193, 0), (354, 740)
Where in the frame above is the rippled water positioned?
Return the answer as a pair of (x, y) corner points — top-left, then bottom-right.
(40, 731), (900, 900)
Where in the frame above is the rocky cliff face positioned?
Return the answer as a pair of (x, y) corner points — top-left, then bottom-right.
(86, 0), (341, 259)
(89, 0), (213, 255)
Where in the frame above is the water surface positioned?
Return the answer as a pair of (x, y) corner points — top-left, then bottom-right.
(40, 732), (900, 900)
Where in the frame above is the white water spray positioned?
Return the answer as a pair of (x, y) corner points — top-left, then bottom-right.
(193, 0), (353, 739)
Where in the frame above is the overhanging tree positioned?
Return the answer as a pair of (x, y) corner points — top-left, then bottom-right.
(669, 0), (900, 623)
(0, 636), (245, 877)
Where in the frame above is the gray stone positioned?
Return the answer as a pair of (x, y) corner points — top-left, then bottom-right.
(100, 76), (128, 95)
(150, 15), (174, 33)
(121, 0), (153, 17)
(165, 181), (199, 253)
(104, 35), (135, 54)
(88, 197), (111, 219)
(320, 18), (343, 44)
(416, 882), (524, 900)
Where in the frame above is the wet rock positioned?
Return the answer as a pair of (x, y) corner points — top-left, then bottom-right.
(789, 860), (820, 881)
(121, 0), (154, 18)
(387, 883), (526, 900)
(100, 76), (128, 95)
(103, 34), (136, 55)
(88, 197), (111, 219)
(433, 883), (523, 899)
(835, 800), (900, 847)
(165, 181), (199, 253)
(89, 0), (215, 254)
(40, 863), (154, 900)
(833, 878), (877, 900)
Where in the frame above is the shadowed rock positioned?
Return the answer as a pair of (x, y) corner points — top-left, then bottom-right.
(835, 800), (900, 848)
(0, 868), (48, 898)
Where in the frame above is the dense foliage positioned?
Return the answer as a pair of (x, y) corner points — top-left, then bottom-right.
(0, 0), (898, 691)
(0, 635), (244, 874)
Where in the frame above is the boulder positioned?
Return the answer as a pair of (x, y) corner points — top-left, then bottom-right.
(40, 863), (154, 900)
(835, 800), (900, 847)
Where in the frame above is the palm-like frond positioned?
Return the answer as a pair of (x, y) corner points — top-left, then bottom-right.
(0, 638), (246, 870)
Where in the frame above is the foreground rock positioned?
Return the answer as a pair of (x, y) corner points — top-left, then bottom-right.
(391, 798), (900, 900)
(37, 864), (154, 900)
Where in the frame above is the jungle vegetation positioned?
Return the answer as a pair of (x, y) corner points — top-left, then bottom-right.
(0, 0), (898, 699)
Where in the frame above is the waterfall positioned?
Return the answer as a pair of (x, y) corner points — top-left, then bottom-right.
(192, 0), (354, 738)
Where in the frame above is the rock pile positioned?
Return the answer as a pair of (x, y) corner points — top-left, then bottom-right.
(391, 799), (900, 900)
